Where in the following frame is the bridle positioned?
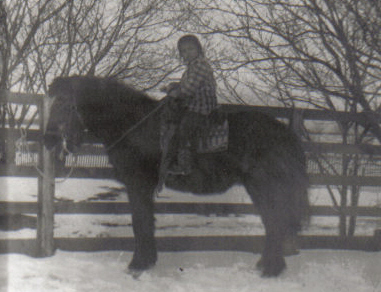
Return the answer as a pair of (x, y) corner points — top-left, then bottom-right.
(57, 94), (170, 153)
(52, 94), (86, 155)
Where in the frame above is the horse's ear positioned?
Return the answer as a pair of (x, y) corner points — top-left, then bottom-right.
(49, 76), (76, 97)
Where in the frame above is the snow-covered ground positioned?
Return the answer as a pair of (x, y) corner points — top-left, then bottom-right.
(1, 177), (381, 291)
(1, 250), (380, 292)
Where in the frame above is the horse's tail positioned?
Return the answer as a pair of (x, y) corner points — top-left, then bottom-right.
(288, 154), (311, 235)
(292, 181), (310, 234)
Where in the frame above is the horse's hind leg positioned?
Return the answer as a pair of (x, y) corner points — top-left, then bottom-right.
(245, 183), (289, 277)
(256, 205), (288, 276)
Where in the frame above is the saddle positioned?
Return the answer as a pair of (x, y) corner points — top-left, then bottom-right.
(156, 107), (228, 193)
(196, 110), (228, 153)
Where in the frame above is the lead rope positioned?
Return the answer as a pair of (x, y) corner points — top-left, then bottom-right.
(55, 135), (78, 183)
(15, 128), (77, 183)
(15, 127), (45, 177)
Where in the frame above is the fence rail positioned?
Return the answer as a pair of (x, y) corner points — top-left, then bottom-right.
(1, 201), (380, 217)
(1, 235), (380, 256)
(2, 167), (381, 186)
(0, 90), (42, 105)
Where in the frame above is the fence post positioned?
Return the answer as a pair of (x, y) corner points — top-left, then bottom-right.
(36, 95), (55, 257)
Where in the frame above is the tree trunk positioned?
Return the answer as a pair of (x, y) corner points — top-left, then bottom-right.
(348, 149), (361, 237)
(348, 184), (360, 237)
(339, 125), (350, 238)
(339, 184), (348, 237)
(5, 128), (16, 165)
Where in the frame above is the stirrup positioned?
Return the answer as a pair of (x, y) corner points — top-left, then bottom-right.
(167, 147), (192, 175)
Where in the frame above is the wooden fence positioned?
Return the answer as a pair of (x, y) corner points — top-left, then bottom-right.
(1, 91), (380, 256)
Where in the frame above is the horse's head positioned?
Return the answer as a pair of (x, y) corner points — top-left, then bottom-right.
(43, 77), (86, 152)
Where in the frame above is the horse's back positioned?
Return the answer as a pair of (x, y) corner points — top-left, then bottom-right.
(224, 107), (303, 154)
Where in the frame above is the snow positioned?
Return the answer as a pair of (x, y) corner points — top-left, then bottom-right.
(1, 250), (380, 292)
(1, 177), (381, 291)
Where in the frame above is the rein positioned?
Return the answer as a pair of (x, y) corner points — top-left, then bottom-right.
(105, 97), (169, 152)
(66, 93), (169, 153)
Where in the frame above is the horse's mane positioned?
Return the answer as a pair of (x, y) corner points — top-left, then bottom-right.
(49, 75), (158, 109)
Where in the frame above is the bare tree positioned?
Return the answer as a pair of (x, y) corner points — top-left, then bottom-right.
(193, 0), (381, 107)
(1, 0), (179, 93)
(0, 0), (8, 90)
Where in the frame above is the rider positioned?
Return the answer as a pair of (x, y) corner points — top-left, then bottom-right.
(165, 34), (218, 175)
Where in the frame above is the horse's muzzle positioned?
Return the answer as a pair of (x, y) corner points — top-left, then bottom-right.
(43, 131), (61, 150)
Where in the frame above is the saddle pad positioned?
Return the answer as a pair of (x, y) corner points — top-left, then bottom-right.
(197, 119), (229, 153)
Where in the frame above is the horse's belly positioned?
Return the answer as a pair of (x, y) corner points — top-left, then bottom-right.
(165, 173), (236, 195)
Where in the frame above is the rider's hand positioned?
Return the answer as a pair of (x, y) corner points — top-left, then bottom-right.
(161, 82), (180, 97)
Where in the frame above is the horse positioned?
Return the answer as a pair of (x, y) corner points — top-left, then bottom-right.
(44, 75), (309, 277)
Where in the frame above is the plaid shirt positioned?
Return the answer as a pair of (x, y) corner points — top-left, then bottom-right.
(179, 56), (217, 115)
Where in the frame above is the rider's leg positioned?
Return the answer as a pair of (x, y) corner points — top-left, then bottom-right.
(168, 112), (206, 175)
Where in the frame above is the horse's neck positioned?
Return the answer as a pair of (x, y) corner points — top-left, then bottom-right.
(82, 98), (161, 152)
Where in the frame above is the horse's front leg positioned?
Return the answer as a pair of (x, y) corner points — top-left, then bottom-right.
(125, 178), (157, 272)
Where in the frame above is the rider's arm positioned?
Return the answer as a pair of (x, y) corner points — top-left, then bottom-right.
(180, 58), (214, 98)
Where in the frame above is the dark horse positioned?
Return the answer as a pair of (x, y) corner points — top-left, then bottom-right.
(44, 76), (309, 277)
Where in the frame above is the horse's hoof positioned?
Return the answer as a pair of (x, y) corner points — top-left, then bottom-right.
(126, 268), (145, 280)
(128, 259), (155, 273)
(126, 262), (156, 279)
(261, 262), (286, 277)
(257, 257), (286, 277)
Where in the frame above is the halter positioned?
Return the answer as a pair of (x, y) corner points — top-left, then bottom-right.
(65, 96), (86, 131)
(50, 94), (86, 157)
